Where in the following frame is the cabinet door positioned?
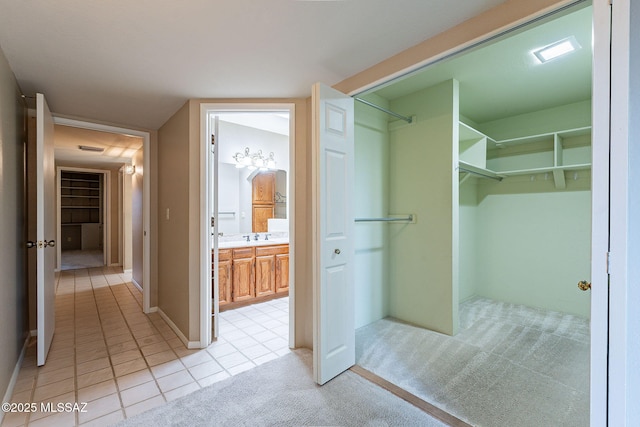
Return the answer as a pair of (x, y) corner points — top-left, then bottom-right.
(252, 205), (274, 232)
(275, 253), (289, 293)
(255, 255), (276, 297)
(218, 259), (232, 306)
(252, 172), (275, 204)
(232, 257), (255, 302)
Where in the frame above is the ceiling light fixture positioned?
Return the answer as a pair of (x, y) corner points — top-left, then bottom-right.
(233, 147), (276, 170)
(78, 145), (105, 152)
(123, 164), (136, 175)
(533, 36), (581, 63)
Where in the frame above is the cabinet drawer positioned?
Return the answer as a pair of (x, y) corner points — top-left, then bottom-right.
(218, 249), (232, 261)
(255, 244), (289, 257)
(232, 247), (255, 259)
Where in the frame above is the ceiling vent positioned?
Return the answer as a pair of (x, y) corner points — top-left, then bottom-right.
(78, 145), (105, 152)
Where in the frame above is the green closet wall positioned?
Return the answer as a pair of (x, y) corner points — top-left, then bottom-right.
(354, 94), (391, 329)
(387, 79), (459, 335)
(462, 100), (592, 318)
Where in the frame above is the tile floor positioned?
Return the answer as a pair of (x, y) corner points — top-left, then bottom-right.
(1, 267), (290, 427)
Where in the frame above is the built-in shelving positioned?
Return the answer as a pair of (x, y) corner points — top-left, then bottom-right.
(60, 171), (102, 224)
(459, 123), (592, 189)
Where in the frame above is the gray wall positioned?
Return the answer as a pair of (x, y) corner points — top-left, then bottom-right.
(0, 46), (27, 402)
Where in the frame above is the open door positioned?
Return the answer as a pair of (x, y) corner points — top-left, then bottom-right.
(211, 116), (220, 341)
(35, 93), (56, 366)
(312, 83), (355, 385)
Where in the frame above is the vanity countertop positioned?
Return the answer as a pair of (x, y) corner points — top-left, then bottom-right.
(215, 232), (289, 249)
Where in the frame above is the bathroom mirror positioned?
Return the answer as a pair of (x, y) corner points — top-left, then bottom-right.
(217, 163), (287, 235)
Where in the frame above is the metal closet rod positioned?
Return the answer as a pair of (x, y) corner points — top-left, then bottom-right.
(355, 214), (414, 223)
(354, 97), (413, 123)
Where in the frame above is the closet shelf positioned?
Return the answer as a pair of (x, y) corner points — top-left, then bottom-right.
(497, 163), (591, 177)
(458, 161), (503, 181)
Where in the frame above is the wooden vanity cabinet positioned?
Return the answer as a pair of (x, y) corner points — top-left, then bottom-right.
(232, 247), (255, 302)
(255, 245), (288, 297)
(217, 249), (232, 306)
(275, 252), (289, 293)
(252, 172), (275, 232)
(215, 243), (289, 311)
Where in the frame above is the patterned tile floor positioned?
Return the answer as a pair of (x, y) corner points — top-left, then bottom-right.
(1, 267), (290, 427)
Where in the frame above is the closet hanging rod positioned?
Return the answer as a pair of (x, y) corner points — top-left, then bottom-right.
(458, 166), (503, 182)
(354, 97), (413, 123)
(355, 214), (414, 223)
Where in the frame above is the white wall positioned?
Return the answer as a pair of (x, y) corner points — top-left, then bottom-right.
(217, 162), (240, 234)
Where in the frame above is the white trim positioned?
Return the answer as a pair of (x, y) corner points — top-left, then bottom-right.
(52, 116), (152, 314)
(1, 337), (29, 425)
(591, 1), (612, 426)
(131, 277), (143, 292)
(199, 103), (296, 349)
(608, 0), (639, 424)
(157, 308), (200, 349)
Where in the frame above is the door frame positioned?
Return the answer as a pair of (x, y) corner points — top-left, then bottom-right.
(607, 0), (639, 424)
(338, 0), (610, 423)
(56, 166), (111, 267)
(53, 117), (152, 313)
(199, 103), (296, 348)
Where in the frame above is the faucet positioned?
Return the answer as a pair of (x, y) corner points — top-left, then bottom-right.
(242, 235), (250, 242)
(264, 234), (271, 241)
(254, 233), (260, 241)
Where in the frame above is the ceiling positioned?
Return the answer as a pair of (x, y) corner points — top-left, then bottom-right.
(371, 5), (592, 124)
(54, 125), (143, 166)
(0, 0), (507, 131)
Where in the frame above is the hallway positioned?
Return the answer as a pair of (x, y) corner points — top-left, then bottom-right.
(2, 268), (290, 427)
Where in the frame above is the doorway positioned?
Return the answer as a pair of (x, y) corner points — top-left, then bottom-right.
(58, 168), (109, 270)
(349, 3), (596, 426)
(202, 105), (295, 364)
(53, 117), (152, 313)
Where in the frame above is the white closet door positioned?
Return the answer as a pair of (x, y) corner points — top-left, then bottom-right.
(312, 83), (355, 385)
(36, 93), (56, 366)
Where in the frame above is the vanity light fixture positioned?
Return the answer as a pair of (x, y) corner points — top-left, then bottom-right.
(233, 147), (276, 170)
(533, 36), (581, 63)
(123, 164), (135, 175)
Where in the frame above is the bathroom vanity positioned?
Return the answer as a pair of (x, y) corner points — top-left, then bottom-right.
(213, 238), (289, 311)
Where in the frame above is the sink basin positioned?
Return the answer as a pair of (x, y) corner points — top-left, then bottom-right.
(217, 238), (288, 249)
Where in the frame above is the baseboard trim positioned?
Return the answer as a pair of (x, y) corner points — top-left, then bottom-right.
(148, 306), (158, 313)
(131, 278), (142, 292)
(350, 365), (472, 427)
(123, 269), (132, 274)
(1, 336), (30, 425)
(157, 308), (200, 349)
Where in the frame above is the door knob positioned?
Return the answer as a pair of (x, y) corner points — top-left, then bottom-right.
(578, 280), (591, 291)
(45, 240), (56, 248)
(334, 249), (341, 255)
(26, 241), (36, 249)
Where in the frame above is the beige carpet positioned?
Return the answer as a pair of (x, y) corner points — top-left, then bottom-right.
(60, 249), (104, 270)
(356, 297), (590, 427)
(119, 349), (447, 427)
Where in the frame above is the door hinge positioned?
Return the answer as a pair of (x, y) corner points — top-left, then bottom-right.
(606, 251), (611, 274)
